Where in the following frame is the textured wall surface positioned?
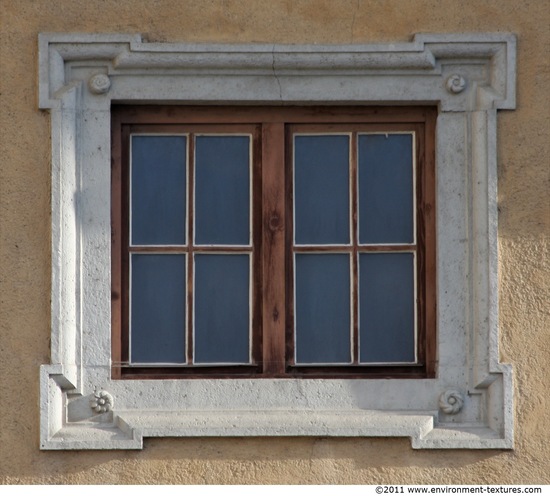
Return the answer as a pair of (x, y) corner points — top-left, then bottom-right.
(1, 0), (548, 484)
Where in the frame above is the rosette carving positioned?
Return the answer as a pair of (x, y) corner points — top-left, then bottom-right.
(88, 73), (111, 94)
(439, 389), (464, 414)
(446, 74), (467, 94)
(90, 390), (114, 413)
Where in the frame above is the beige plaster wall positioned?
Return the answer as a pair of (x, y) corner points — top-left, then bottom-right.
(1, 0), (548, 484)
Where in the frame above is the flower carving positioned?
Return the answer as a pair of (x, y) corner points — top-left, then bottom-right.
(88, 73), (111, 95)
(439, 389), (464, 414)
(446, 74), (467, 94)
(90, 390), (114, 413)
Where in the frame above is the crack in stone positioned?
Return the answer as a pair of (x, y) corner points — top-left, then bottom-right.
(272, 44), (283, 102)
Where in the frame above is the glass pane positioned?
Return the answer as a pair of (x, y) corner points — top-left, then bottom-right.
(358, 134), (414, 244)
(295, 254), (351, 364)
(131, 254), (186, 363)
(359, 253), (415, 363)
(194, 254), (250, 363)
(294, 135), (350, 245)
(131, 136), (187, 245)
(195, 136), (250, 245)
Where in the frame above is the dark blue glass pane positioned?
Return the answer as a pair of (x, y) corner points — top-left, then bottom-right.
(295, 254), (351, 364)
(358, 134), (414, 244)
(359, 253), (415, 363)
(195, 136), (250, 245)
(194, 254), (250, 363)
(294, 135), (350, 245)
(131, 254), (186, 363)
(131, 136), (187, 245)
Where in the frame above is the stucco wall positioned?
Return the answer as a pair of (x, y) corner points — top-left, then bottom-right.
(1, 0), (548, 484)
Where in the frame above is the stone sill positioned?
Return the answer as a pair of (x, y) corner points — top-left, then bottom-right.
(41, 410), (510, 450)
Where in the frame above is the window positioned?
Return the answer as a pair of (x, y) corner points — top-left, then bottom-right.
(111, 106), (436, 379)
(40, 34), (515, 449)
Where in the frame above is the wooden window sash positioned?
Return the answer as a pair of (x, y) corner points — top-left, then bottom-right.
(111, 106), (436, 379)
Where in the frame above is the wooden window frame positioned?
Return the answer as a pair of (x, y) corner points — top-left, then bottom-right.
(111, 105), (436, 380)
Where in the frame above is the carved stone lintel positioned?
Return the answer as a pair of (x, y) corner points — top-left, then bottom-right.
(90, 390), (114, 413)
(439, 389), (465, 414)
(446, 74), (467, 94)
(88, 73), (111, 95)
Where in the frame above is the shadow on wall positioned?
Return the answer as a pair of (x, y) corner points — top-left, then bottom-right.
(0, 436), (509, 484)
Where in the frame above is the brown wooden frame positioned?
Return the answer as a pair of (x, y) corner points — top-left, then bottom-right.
(111, 105), (436, 379)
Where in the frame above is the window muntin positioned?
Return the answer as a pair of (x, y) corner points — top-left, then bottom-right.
(112, 106), (436, 379)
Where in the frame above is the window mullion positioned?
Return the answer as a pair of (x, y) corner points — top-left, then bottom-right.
(261, 122), (286, 376)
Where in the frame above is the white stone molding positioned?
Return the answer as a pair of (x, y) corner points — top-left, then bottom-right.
(39, 33), (516, 450)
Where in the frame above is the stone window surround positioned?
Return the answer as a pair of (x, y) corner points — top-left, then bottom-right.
(39, 33), (516, 450)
